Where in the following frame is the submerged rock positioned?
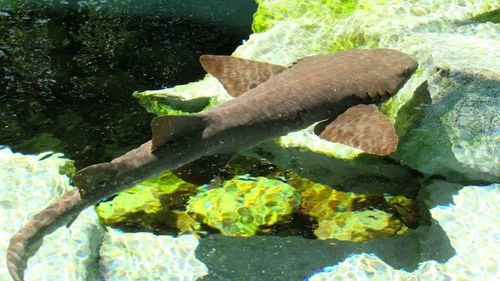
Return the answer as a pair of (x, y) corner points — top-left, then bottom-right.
(187, 176), (301, 236)
(96, 170), (199, 232)
(96, 162), (417, 241)
(307, 183), (500, 280)
(0, 147), (104, 281)
(99, 229), (208, 281)
(0, 148), (210, 280)
(314, 210), (405, 242)
(291, 175), (417, 241)
(385, 30), (500, 183)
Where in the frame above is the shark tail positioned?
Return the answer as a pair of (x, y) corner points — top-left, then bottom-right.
(7, 188), (85, 281)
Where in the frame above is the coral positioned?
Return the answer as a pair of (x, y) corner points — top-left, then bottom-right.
(187, 176), (301, 236)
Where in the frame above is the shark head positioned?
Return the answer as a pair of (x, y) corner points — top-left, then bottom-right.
(72, 162), (118, 199)
(373, 48), (418, 91)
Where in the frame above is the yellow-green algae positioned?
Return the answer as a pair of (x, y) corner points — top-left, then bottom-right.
(96, 170), (199, 231)
(187, 176), (301, 236)
(133, 91), (217, 116)
(252, 0), (359, 33)
(314, 210), (404, 242)
(288, 174), (418, 241)
(308, 183), (500, 280)
(96, 159), (418, 243)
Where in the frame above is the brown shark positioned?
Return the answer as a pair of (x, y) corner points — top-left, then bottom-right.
(6, 48), (417, 281)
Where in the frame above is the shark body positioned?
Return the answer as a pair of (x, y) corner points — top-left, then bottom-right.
(7, 48), (417, 281)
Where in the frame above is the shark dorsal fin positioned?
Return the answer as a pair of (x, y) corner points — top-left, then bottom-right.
(314, 104), (398, 156)
(200, 55), (287, 97)
(151, 115), (207, 151)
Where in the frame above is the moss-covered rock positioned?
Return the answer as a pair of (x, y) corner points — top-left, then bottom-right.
(96, 171), (199, 232)
(314, 210), (405, 242)
(289, 175), (417, 242)
(187, 176), (301, 236)
(308, 182), (500, 281)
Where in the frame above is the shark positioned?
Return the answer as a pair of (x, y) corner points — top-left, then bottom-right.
(6, 48), (417, 281)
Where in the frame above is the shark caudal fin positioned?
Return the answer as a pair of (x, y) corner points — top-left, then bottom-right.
(314, 104), (398, 156)
(7, 189), (84, 281)
(200, 55), (287, 97)
(150, 115), (207, 151)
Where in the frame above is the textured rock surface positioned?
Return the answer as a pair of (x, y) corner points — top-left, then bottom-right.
(96, 170), (199, 232)
(0, 147), (104, 281)
(0, 148), (209, 281)
(2, 1), (499, 280)
(294, 176), (418, 241)
(187, 176), (300, 236)
(99, 229), (208, 281)
(307, 183), (500, 280)
(384, 30), (500, 182)
(196, 222), (455, 281)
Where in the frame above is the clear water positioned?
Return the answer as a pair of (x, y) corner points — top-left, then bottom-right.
(0, 0), (255, 168)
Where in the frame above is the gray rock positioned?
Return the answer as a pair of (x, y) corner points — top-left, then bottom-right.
(388, 30), (499, 183)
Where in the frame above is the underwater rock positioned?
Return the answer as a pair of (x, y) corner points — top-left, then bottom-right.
(96, 170), (199, 233)
(306, 182), (500, 280)
(291, 176), (416, 241)
(0, 147), (104, 281)
(314, 210), (404, 242)
(99, 228), (208, 281)
(95, 163), (417, 241)
(187, 176), (301, 236)
(384, 28), (500, 183)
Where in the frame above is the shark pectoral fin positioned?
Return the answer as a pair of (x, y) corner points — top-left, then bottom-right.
(314, 104), (398, 156)
(151, 115), (207, 151)
(199, 55), (287, 97)
(173, 153), (235, 185)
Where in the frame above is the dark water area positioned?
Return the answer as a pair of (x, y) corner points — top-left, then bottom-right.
(0, 0), (257, 168)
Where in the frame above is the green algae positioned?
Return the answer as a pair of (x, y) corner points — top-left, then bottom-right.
(133, 91), (215, 116)
(252, 0), (358, 33)
(96, 170), (199, 231)
(187, 176), (301, 236)
(95, 160), (418, 242)
(288, 174), (418, 241)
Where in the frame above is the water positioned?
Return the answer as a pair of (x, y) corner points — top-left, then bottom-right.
(0, 0), (256, 168)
